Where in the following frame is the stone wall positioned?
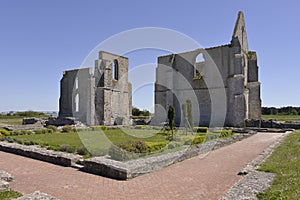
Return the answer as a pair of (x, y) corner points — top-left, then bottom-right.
(82, 132), (255, 180)
(154, 12), (261, 127)
(0, 142), (82, 167)
(246, 119), (300, 129)
(59, 68), (94, 125)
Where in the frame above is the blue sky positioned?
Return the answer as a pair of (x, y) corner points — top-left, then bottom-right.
(0, 0), (299, 112)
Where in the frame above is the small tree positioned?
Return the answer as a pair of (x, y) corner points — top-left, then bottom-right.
(186, 100), (194, 130)
(168, 105), (175, 140)
(182, 103), (188, 135)
(291, 109), (298, 115)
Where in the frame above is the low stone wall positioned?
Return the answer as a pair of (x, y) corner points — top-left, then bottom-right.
(45, 117), (75, 127)
(246, 119), (300, 129)
(82, 132), (255, 180)
(0, 142), (82, 167)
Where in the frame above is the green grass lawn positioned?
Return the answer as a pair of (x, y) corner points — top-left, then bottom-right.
(0, 117), (23, 126)
(11, 128), (167, 156)
(8, 127), (233, 159)
(0, 190), (22, 200)
(257, 130), (300, 199)
(262, 114), (300, 122)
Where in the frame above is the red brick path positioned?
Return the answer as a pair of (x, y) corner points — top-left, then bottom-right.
(0, 133), (283, 200)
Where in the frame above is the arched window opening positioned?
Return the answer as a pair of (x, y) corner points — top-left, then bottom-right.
(75, 93), (79, 112)
(75, 77), (79, 89)
(194, 53), (205, 79)
(112, 59), (119, 80)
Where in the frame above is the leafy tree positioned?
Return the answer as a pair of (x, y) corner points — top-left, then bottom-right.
(132, 107), (141, 116)
(168, 105), (175, 140)
(291, 109), (298, 115)
(132, 107), (150, 116)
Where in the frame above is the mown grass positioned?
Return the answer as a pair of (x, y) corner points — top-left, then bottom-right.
(9, 127), (233, 159)
(0, 190), (22, 200)
(0, 117), (23, 126)
(11, 129), (166, 156)
(262, 114), (300, 122)
(257, 130), (300, 199)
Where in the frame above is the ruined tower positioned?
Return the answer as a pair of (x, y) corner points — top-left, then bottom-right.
(154, 11), (261, 127)
(59, 51), (132, 126)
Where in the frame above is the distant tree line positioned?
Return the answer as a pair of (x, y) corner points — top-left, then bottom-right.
(262, 106), (300, 115)
(0, 111), (48, 118)
(132, 107), (150, 116)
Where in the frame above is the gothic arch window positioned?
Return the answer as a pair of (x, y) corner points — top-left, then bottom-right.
(194, 53), (205, 79)
(75, 93), (79, 112)
(112, 59), (119, 80)
(75, 77), (79, 89)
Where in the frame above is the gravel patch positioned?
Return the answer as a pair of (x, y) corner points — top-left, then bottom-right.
(220, 131), (291, 200)
(16, 191), (58, 200)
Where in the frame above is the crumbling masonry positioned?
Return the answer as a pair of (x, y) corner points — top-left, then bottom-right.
(59, 11), (261, 127)
(59, 51), (132, 126)
(154, 12), (261, 127)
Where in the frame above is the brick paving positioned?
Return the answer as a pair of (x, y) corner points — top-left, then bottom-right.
(0, 132), (284, 200)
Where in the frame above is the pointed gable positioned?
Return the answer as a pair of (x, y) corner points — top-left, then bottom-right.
(232, 11), (248, 52)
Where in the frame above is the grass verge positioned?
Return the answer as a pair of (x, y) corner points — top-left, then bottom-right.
(0, 190), (22, 200)
(257, 130), (300, 199)
(262, 114), (300, 122)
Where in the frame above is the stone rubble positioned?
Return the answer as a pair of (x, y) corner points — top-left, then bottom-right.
(16, 191), (58, 200)
(0, 142), (82, 167)
(0, 170), (13, 192)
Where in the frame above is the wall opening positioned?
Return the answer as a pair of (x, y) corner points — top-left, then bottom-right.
(75, 77), (79, 89)
(75, 93), (79, 112)
(194, 53), (205, 79)
(112, 59), (119, 80)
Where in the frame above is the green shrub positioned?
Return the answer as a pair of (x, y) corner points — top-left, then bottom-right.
(76, 146), (89, 155)
(0, 133), (2, 138)
(0, 129), (10, 136)
(23, 140), (35, 145)
(193, 127), (208, 133)
(91, 126), (107, 131)
(0, 136), (5, 141)
(146, 141), (167, 152)
(61, 125), (73, 133)
(66, 146), (76, 153)
(47, 146), (60, 151)
(59, 144), (70, 152)
(182, 136), (193, 145)
(46, 128), (53, 134)
(59, 144), (75, 153)
(47, 125), (58, 132)
(5, 136), (14, 143)
(192, 135), (206, 145)
(206, 133), (219, 141)
(14, 138), (23, 144)
(11, 130), (20, 136)
(184, 138), (192, 145)
(34, 129), (48, 134)
(167, 142), (181, 149)
(119, 140), (149, 154)
(213, 130), (233, 138)
(108, 145), (138, 161)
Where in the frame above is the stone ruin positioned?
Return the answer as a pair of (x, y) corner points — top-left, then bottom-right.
(154, 11), (261, 127)
(59, 51), (132, 126)
(58, 11), (261, 128)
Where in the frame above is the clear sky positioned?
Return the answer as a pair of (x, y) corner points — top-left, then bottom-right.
(0, 0), (299, 112)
